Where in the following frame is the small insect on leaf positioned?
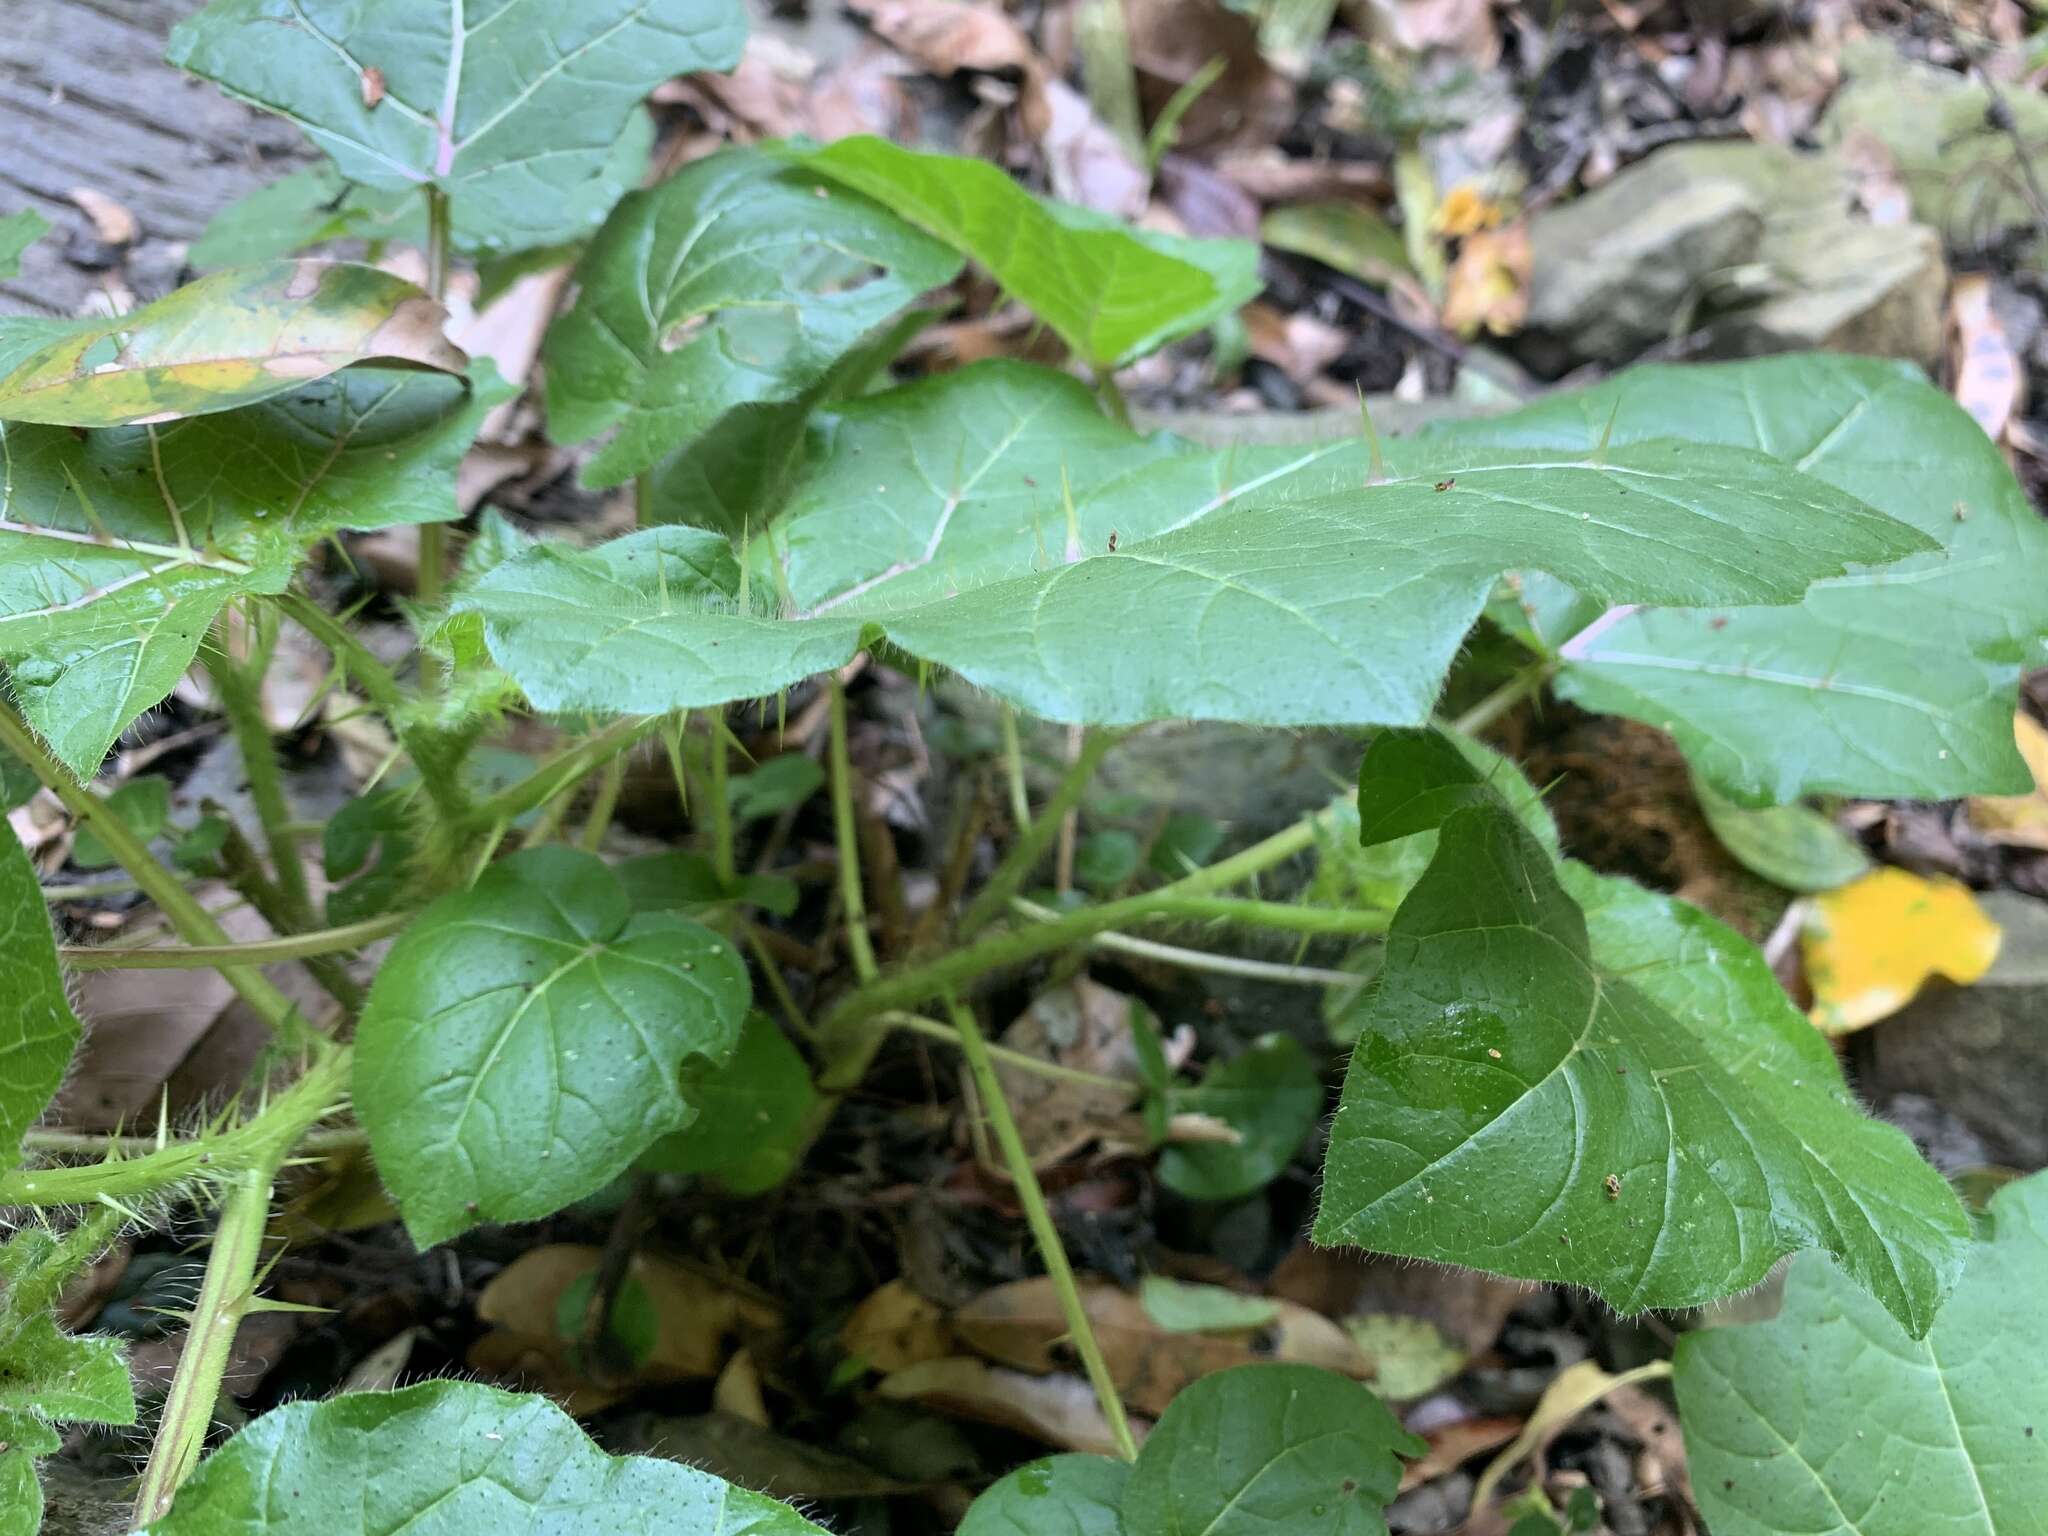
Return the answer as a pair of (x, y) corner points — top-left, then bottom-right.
(1107, 530), (1119, 552)
(1605, 1174), (1622, 1200)
(360, 66), (385, 108)
(1435, 478), (1456, 492)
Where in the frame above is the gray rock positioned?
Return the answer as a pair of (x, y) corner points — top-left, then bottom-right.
(1855, 892), (2048, 1172)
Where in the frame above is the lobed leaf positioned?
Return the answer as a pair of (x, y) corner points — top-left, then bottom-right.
(0, 261), (465, 427)
(0, 820), (78, 1168)
(800, 138), (1261, 368)
(457, 359), (1934, 730)
(545, 147), (963, 487)
(1465, 355), (2048, 802)
(166, 1), (742, 255)
(1314, 731), (1971, 1335)
(0, 363), (501, 775)
(144, 1379), (825, 1533)
(354, 847), (751, 1246)
(1676, 1169), (2048, 1536)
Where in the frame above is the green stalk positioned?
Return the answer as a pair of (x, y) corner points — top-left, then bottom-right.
(1011, 898), (1369, 986)
(998, 707), (1032, 830)
(466, 715), (658, 830)
(205, 634), (314, 928)
(959, 729), (1119, 937)
(0, 699), (301, 1035)
(706, 712), (735, 886)
(578, 754), (626, 852)
(1134, 894), (1392, 935)
(947, 996), (1138, 1461)
(59, 912), (411, 970)
(415, 185), (453, 612)
(1450, 660), (1555, 737)
(828, 676), (878, 983)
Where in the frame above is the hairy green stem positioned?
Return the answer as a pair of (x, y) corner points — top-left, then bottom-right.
(828, 677), (879, 983)
(59, 912), (411, 971)
(1133, 894), (1392, 935)
(415, 185), (453, 612)
(948, 997), (1138, 1461)
(206, 631), (314, 928)
(0, 699), (301, 1035)
(1451, 660), (1555, 738)
(998, 707), (1031, 830)
(959, 729), (1119, 937)
(1011, 899), (1369, 986)
(578, 754), (626, 853)
(467, 715), (658, 831)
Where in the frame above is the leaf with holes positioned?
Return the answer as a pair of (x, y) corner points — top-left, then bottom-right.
(0, 261), (465, 427)
(1676, 1168), (2048, 1536)
(1122, 1364), (1422, 1536)
(0, 363), (501, 775)
(1458, 354), (2048, 803)
(455, 358), (1934, 729)
(545, 147), (962, 487)
(1314, 730), (1971, 1335)
(166, 1), (741, 256)
(800, 138), (1261, 368)
(0, 821), (79, 1169)
(144, 1380), (824, 1534)
(959, 1454), (1129, 1536)
(354, 846), (751, 1247)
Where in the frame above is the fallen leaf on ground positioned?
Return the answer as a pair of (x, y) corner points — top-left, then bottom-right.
(1138, 1275), (1280, 1333)
(1346, 1313), (1467, 1400)
(840, 1279), (959, 1374)
(953, 1275), (1367, 1415)
(1123, 0), (1290, 151)
(847, 0), (1036, 76)
(68, 188), (138, 247)
(993, 978), (1148, 1166)
(636, 1413), (913, 1498)
(1968, 714), (2048, 849)
(1948, 273), (2023, 444)
(1359, 0), (1501, 67)
(1803, 867), (2004, 1036)
(1470, 1359), (1674, 1522)
(1021, 70), (1149, 217)
(1441, 223), (1529, 338)
(1398, 1413), (1524, 1492)
(713, 1348), (770, 1428)
(877, 1356), (1146, 1456)
(1242, 300), (1348, 381)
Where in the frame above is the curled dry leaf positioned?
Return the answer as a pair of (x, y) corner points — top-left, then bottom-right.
(840, 1279), (959, 1374)
(1441, 223), (1530, 339)
(846, 0), (1036, 76)
(877, 1356), (1145, 1457)
(1968, 714), (2048, 848)
(66, 188), (138, 247)
(1802, 867), (2004, 1036)
(952, 1275), (1369, 1415)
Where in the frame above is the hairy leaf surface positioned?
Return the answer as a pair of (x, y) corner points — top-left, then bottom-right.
(1677, 1170), (2048, 1536)
(355, 847), (750, 1246)
(1464, 355), (2048, 801)
(0, 261), (464, 426)
(166, 1), (742, 255)
(0, 821), (77, 1169)
(458, 360), (1933, 728)
(545, 148), (962, 487)
(145, 1380), (824, 1533)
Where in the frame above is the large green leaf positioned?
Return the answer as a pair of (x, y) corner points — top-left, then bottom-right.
(959, 1454), (1129, 1536)
(0, 261), (466, 427)
(1315, 735), (1970, 1334)
(1459, 355), (2048, 802)
(354, 846), (751, 1247)
(1676, 1169), (2048, 1536)
(0, 821), (78, 1169)
(456, 359), (1934, 728)
(636, 1012), (815, 1185)
(800, 138), (1261, 368)
(0, 364), (500, 775)
(145, 1379), (824, 1534)
(1121, 1364), (1422, 1536)
(0, 1225), (137, 1536)
(166, 1), (742, 256)
(544, 148), (962, 488)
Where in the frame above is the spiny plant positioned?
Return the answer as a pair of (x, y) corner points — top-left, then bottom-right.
(2, 2), (2045, 1533)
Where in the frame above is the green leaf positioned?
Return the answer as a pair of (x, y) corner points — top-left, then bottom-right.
(1316, 754), (1970, 1335)
(0, 211), (49, 281)
(0, 363), (501, 775)
(458, 359), (1935, 730)
(70, 775), (171, 870)
(165, 1), (739, 256)
(0, 745), (35, 811)
(1692, 774), (1870, 893)
(1149, 811), (1225, 875)
(725, 753), (826, 823)
(188, 167), (419, 268)
(1139, 1276), (1281, 1333)
(637, 1013), (815, 1180)
(0, 260), (466, 427)
(144, 1379), (825, 1533)
(1075, 829), (1141, 891)
(544, 147), (961, 487)
(1121, 1364), (1422, 1536)
(801, 137), (1261, 368)
(1676, 1169), (2048, 1536)
(1160, 1033), (1322, 1202)
(1447, 354), (2048, 802)
(354, 846), (751, 1246)
(322, 789), (416, 926)
(1, 821), (80, 1166)
(1, 1223), (137, 1536)
(960, 1454), (1130, 1536)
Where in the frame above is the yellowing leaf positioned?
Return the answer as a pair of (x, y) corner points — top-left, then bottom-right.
(1433, 183), (1504, 237)
(1967, 713), (2048, 848)
(1803, 868), (2003, 1036)
(1441, 224), (1529, 339)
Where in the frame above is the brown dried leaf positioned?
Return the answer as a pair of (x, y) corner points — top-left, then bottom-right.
(1242, 300), (1348, 382)
(1021, 70), (1150, 218)
(846, 0), (1036, 76)
(1441, 223), (1529, 339)
(877, 1356), (1146, 1456)
(840, 1279), (960, 1374)
(994, 978), (1148, 1166)
(67, 188), (138, 247)
(1948, 273), (2024, 444)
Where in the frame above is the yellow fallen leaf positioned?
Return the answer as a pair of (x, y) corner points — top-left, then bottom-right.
(1966, 713), (2048, 848)
(1433, 182), (1503, 237)
(1803, 868), (2003, 1036)
(1441, 225), (1530, 339)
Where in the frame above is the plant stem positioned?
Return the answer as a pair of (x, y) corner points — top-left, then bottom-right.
(947, 996), (1138, 1462)
(828, 676), (878, 983)
(578, 754), (626, 852)
(1451, 660), (1555, 738)
(467, 715), (658, 830)
(0, 699), (301, 1035)
(415, 185), (453, 611)
(206, 624), (315, 927)
(998, 707), (1031, 830)
(59, 912), (411, 970)
(20, 1124), (365, 1161)
(0, 1048), (352, 1208)
(706, 713), (735, 886)
(878, 1010), (1136, 1095)
(1011, 898), (1368, 986)
(1135, 894), (1392, 935)
(959, 728), (1119, 937)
